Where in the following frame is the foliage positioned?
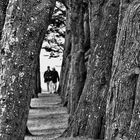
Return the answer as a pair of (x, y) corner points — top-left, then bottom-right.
(43, 1), (66, 58)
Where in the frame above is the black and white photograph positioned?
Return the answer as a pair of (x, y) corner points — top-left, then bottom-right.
(0, 0), (140, 140)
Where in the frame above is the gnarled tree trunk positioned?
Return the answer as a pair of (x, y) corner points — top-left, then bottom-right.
(0, 0), (56, 139)
(105, 1), (140, 139)
(65, 0), (87, 115)
(58, 6), (71, 104)
(31, 42), (42, 98)
(62, 0), (120, 138)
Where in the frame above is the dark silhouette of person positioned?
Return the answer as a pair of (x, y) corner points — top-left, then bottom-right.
(44, 66), (52, 92)
(51, 67), (59, 93)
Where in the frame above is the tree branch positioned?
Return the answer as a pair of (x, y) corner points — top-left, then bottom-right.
(56, 0), (69, 9)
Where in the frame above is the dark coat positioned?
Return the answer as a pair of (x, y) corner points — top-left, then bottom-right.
(51, 70), (59, 83)
(44, 70), (52, 82)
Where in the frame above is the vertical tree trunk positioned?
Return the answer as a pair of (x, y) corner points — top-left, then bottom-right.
(105, 1), (140, 139)
(65, 0), (87, 115)
(58, 31), (71, 101)
(62, 0), (120, 138)
(32, 44), (42, 98)
(0, 0), (33, 137)
(0, 0), (56, 139)
(59, 4), (71, 104)
(36, 54), (41, 94)
(60, 52), (71, 105)
(0, 0), (9, 40)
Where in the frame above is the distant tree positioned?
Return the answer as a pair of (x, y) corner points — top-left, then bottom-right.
(31, 2), (66, 99)
(58, 0), (71, 103)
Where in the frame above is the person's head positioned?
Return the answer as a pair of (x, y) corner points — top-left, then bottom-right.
(47, 66), (50, 70)
(52, 67), (56, 71)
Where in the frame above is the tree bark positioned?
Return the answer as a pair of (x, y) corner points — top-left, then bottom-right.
(62, 0), (120, 138)
(58, 3), (71, 104)
(105, 1), (140, 139)
(32, 46), (42, 98)
(60, 53), (71, 105)
(0, 0), (9, 40)
(64, 0), (87, 115)
(36, 54), (41, 94)
(0, 0), (56, 139)
(0, 0), (33, 137)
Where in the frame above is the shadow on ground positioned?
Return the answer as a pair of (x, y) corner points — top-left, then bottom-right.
(25, 93), (69, 140)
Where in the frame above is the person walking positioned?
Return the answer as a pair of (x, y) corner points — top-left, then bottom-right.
(51, 67), (59, 93)
(44, 66), (52, 92)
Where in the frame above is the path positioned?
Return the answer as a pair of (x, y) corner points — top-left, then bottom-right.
(25, 92), (69, 140)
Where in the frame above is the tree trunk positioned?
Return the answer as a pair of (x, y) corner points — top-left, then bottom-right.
(60, 53), (71, 106)
(59, 4), (71, 104)
(62, 0), (120, 138)
(105, 1), (140, 139)
(36, 55), (41, 94)
(0, 0), (56, 139)
(58, 31), (71, 102)
(64, 0), (87, 115)
(32, 47), (42, 98)
(0, 0), (9, 40)
(0, 0), (32, 137)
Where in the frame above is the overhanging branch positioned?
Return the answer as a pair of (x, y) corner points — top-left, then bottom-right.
(56, 0), (69, 9)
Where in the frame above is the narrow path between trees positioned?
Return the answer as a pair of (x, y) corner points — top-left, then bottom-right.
(25, 92), (69, 140)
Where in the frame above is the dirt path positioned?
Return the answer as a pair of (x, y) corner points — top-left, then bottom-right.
(25, 92), (69, 140)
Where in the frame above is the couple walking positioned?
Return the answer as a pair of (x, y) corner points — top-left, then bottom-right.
(44, 66), (59, 93)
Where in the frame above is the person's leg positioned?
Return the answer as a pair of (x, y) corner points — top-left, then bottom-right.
(54, 82), (57, 93)
(47, 81), (50, 92)
(51, 82), (54, 93)
(49, 81), (53, 94)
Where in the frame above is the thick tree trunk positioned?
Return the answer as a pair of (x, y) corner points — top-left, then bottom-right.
(0, 0), (9, 40)
(59, 5), (71, 104)
(62, 0), (120, 138)
(0, 0), (32, 137)
(0, 0), (56, 139)
(60, 53), (71, 105)
(58, 31), (71, 101)
(105, 1), (140, 139)
(65, 0), (87, 115)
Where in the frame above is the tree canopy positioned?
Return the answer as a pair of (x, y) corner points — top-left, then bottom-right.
(43, 1), (66, 58)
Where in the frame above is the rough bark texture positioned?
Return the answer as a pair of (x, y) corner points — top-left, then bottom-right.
(0, 0), (9, 40)
(62, 0), (120, 138)
(60, 52), (71, 105)
(35, 54), (41, 94)
(65, 0), (87, 115)
(58, 5), (71, 104)
(0, 0), (55, 139)
(105, 1), (140, 139)
(32, 45), (42, 98)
